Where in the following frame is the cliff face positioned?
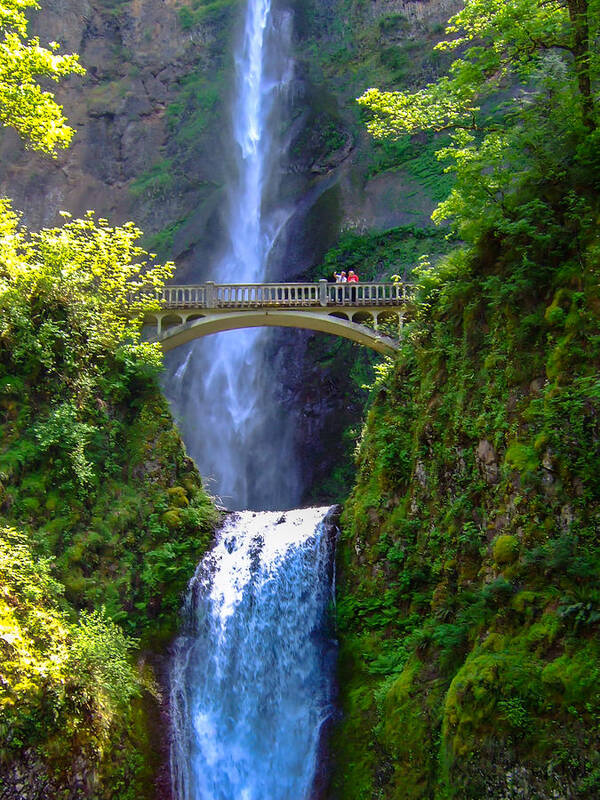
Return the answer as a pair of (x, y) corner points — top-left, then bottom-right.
(0, 0), (460, 265)
(0, 0), (222, 235)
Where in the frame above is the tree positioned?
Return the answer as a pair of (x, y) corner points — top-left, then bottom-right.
(359, 0), (597, 137)
(0, 1), (172, 339)
(357, 0), (600, 242)
(0, 206), (173, 356)
(0, 0), (85, 154)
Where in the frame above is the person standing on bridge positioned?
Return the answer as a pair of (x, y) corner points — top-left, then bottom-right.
(333, 270), (347, 300)
(348, 270), (358, 301)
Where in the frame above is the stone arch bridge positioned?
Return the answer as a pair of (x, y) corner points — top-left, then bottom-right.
(143, 281), (409, 356)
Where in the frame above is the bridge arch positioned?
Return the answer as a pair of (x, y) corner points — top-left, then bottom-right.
(147, 309), (400, 355)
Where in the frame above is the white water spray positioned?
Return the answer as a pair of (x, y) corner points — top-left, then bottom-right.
(164, 0), (298, 510)
(170, 508), (338, 800)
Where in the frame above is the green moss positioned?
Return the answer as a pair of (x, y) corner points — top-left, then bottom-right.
(167, 486), (189, 507)
(541, 642), (600, 706)
(161, 508), (182, 529)
(380, 659), (434, 796)
(505, 442), (539, 474)
(492, 534), (519, 565)
(130, 159), (174, 200)
(178, 0), (237, 28)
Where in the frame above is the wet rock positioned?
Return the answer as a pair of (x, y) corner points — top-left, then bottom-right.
(477, 439), (499, 484)
(415, 459), (427, 487)
(477, 438), (497, 464)
(560, 504), (574, 530)
(541, 448), (555, 487)
(529, 376), (546, 394)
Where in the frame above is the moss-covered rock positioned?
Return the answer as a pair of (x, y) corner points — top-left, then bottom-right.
(492, 534), (519, 565)
(330, 228), (600, 797)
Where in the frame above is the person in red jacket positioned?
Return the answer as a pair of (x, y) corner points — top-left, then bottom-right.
(347, 270), (358, 300)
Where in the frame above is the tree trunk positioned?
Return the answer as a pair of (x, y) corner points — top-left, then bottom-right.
(566, 0), (596, 130)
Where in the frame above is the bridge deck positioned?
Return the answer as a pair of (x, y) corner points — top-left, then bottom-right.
(153, 281), (407, 310)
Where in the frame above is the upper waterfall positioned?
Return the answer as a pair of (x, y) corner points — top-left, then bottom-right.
(164, 0), (299, 511)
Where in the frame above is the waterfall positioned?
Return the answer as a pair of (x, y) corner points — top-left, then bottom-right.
(164, 0), (299, 511)
(167, 2), (338, 796)
(170, 507), (338, 800)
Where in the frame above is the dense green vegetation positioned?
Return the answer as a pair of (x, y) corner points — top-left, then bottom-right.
(0, 210), (217, 636)
(0, 7), (218, 796)
(311, 225), (455, 283)
(0, 525), (149, 785)
(0, 206), (218, 796)
(332, 237), (600, 798)
(331, 0), (600, 796)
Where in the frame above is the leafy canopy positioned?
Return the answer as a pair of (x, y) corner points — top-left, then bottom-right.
(359, 0), (597, 137)
(0, 0), (85, 154)
(357, 0), (600, 241)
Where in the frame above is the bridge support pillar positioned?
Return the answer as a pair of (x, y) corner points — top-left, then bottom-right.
(319, 279), (328, 307)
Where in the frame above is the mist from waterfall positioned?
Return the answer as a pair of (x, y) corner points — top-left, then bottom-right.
(170, 508), (338, 800)
(164, 0), (300, 511)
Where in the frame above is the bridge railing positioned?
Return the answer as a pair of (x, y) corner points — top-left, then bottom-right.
(324, 283), (406, 305)
(152, 281), (408, 309)
(160, 285), (207, 306)
(212, 283), (321, 306)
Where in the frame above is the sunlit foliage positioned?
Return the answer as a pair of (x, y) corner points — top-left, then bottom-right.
(0, 0), (85, 153)
(0, 201), (173, 355)
(358, 0), (599, 239)
(0, 526), (141, 759)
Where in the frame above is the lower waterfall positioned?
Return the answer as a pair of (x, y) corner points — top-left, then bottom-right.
(169, 507), (338, 800)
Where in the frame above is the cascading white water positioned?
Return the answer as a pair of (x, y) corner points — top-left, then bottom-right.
(170, 508), (337, 800)
(168, 2), (337, 795)
(164, 0), (299, 511)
